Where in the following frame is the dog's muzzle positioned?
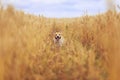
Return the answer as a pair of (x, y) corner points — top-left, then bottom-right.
(55, 36), (61, 40)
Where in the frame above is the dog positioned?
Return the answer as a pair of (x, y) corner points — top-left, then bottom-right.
(53, 32), (64, 47)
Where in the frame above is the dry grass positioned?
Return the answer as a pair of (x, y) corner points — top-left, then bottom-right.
(0, 5), (120, 80)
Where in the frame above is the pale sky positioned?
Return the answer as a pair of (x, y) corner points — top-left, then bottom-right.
(2, 0), (120, 18)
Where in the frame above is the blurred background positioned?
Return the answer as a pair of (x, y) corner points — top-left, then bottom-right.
(0, 0), (120, 80)
(1, 0), (120, 18)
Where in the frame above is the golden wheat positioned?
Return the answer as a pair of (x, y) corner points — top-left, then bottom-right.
(0, 5), (120, 80)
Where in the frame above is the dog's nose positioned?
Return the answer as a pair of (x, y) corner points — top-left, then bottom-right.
(57, 36), (59, 38)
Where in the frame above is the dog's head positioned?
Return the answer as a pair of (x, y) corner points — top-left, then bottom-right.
(54, 32), (62, 41)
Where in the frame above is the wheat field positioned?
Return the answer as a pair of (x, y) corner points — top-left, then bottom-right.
(0, 5), (120, 80)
